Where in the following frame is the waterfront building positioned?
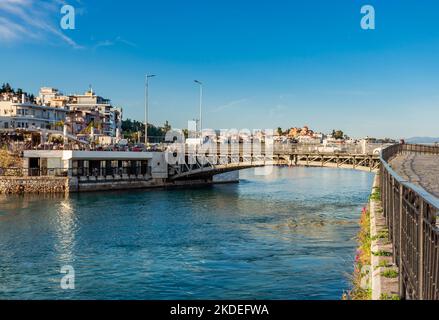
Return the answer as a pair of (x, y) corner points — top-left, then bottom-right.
(19, 149), (239, 192)
(21, 149), (169, 192)
(36, 87), (123, 141)
(0, 94), (67, 130)
(22, 150), (165, 177)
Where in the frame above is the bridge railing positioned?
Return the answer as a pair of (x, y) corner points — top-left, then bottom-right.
(380, 143), (439, 300)
(182, 142), (387, 155)
(273, 142), (386, 155)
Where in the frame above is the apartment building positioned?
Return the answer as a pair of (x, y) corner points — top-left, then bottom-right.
(65, 89), (122, 137)
(0, 86), (123, 140)
(0, 94), (67, 130)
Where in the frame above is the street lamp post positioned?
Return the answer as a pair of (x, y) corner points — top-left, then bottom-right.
(145, 74), (156, 145)
(194, 80), (203, 141)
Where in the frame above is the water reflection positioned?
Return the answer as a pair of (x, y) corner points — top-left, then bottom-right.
(54, 196), (77, 265)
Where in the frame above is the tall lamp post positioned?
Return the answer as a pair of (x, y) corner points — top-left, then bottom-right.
(194, 80), (203, 140)
(145, 74), (156, 145)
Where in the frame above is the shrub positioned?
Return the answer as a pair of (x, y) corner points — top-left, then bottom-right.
(381, 269), (399, 279)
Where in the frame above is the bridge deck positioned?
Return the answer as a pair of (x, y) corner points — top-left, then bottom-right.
(389, 152), (439, 198)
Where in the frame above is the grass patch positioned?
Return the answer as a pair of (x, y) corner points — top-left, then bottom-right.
(371, 231), (389, 241)
(381, 269), (399, 279)
(346, 206), (372, 300)
(358, 208), (371, 266)
(375, 260), (393, 270)
(347, 288), (372, 301)
(372, 250), (392, 257)
(380, 293), (400, 300)
(370, 187), (381, 201)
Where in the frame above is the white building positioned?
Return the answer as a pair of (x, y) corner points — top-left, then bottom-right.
(0, 95), (67, 130)
(297, 135), (321, 144)
(38, 87), (60, 106)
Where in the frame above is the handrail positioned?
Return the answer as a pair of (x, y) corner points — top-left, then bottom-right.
(380, 143), (439, 300)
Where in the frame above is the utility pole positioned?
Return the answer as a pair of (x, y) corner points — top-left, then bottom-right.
(194, 80), (203, 140)
(145, 74), (156, 145)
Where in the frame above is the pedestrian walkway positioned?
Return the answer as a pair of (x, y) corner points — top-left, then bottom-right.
(389, 152), (439, 198)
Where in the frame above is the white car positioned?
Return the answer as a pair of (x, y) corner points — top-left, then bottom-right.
(373, 147), (383, 155)
(317, 146), (344, 153)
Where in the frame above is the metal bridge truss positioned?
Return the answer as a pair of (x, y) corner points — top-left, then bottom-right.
(169, 152), (380, 180)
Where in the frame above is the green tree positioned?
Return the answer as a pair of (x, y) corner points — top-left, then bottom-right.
(163, 120), (171, 132)
(0, 84), (34, 100)
(121, 118), (172, 141)
(277, 127), (283, 136)
(332, 130), (344, 140)
(1, 83), (14, 94)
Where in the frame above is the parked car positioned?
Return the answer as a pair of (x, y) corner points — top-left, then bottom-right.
(317, 146), (345, 153)
(373, 147), (383, 155)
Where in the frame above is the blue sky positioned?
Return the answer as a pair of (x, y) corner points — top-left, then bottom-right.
(1, 0), (439, 138)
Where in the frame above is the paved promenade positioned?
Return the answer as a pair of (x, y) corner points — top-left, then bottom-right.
(389, 152), (439, 198)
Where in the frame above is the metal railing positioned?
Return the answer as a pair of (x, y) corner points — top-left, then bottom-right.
(0, 167), (68, 177)
(0, 167), (152, 178)
(380, 143), (439, 300)
(71, 166), (151, 178)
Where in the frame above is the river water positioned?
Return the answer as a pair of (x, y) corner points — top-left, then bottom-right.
(0, 167), (373, 300)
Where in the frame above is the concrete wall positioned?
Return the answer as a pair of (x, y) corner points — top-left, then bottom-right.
(151, 153), (168, 179)
(71, 178), (165, 192)
(70, 178), (222, 193)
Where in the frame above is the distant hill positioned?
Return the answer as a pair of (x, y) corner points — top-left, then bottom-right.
(406, 137), (439, 144)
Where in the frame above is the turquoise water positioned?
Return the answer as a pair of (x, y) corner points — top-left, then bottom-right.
(0, 167), (373, 300)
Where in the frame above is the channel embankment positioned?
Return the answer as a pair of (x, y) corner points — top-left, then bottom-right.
(347, 174), (400, 300)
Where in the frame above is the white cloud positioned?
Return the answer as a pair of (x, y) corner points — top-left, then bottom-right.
(93, 36), (137, 51)
(0, 0), (82, 48)
(212, 98), (248, 113)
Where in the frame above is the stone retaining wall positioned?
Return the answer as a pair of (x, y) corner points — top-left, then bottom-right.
(0, 177), (69, 194)
(0, 176), (237, 194)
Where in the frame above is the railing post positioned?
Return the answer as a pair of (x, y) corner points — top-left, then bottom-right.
(418, 200), (425, 300)
(386, 173), (390, 225)
(382, 170), (386, 214)
(392, 178), (396, 262)
(399, 183), (405, 299)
